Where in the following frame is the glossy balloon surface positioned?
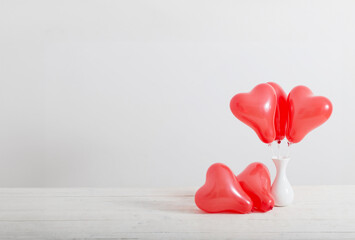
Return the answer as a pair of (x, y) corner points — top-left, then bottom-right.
(195, 163), (252, 213)
(267, 82), (288, 142)
(230, 83), (277, 143)
(286, 86), (332, 143)
(237, 162), (274, 212)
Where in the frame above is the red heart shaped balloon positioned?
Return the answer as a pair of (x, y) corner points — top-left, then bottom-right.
(230, 83), (277, 143)
(236, 162), (274, 212)
(195, 163), (252, 213)
(267, 82), (288, 142)
(286, 86), (333, 143)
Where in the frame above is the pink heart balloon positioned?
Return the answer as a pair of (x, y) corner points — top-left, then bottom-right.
(195, 163), (253, 213)
(230, 83), (277, 143)
(286, 86), (333, 143)
(237, 162), (274, 212)
(267, 82), (288, 142)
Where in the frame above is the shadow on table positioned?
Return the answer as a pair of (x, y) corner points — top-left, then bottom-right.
(116, 191), (208, 214)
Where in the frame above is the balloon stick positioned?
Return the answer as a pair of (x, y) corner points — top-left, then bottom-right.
(287, 141), (292, 158)
(268, 142), (275, 157)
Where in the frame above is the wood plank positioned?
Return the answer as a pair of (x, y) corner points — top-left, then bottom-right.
(0, 186), (354, 239)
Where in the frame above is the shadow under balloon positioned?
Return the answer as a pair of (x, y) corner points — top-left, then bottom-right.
(116, 191), (208, 215)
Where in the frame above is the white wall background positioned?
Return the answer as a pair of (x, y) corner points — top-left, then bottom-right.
(0, 0), (354, 187)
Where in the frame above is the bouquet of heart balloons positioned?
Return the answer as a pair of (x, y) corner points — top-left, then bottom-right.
(195, 83), (332, 213)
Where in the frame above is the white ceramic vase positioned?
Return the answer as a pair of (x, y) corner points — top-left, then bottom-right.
(271, 157), (294, 207)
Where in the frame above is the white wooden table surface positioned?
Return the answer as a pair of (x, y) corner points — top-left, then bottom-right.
(0, 186), (354, 239)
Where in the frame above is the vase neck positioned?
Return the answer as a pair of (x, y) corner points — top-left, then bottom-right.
(272, 157), (290, 172)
